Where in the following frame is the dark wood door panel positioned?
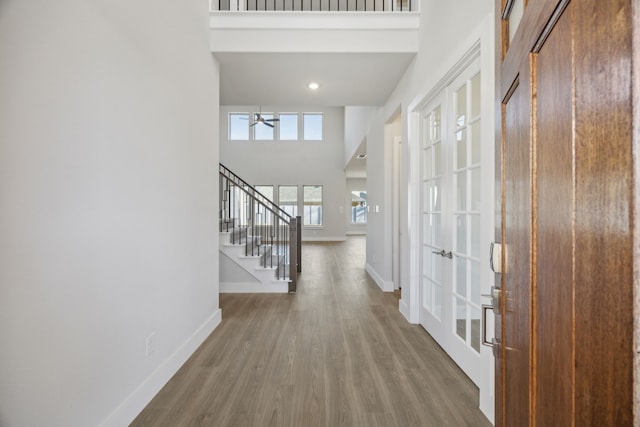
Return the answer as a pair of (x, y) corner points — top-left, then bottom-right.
(496, 0), (635, 425)
(533, 5), (574, 426)
(573, 0), (634, 424)
(502, 73), (532, 427)
(500, 0), (567, 97)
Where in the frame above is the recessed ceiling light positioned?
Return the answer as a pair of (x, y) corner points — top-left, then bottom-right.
(308, 82), (320, 90)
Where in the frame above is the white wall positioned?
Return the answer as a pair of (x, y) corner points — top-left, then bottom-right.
(346, 178), (367, 235)
(220, 105), (347, 241)
(344, 106), (375, 166)
(0, 1), (221, 426)
(219, 252), (260, 283)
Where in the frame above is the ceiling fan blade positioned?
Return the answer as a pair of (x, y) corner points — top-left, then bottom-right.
(265, 118), (280, 122)
(263, 122), (274, 128)
(239, 117), (249, 120)
(249, 122), (257, 127)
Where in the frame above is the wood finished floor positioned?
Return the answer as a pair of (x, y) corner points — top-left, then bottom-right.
(132, 237), (492, 427)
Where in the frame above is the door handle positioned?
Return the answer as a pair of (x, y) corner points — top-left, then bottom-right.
(490, 242), (504, 273)
(481, 304), (494, 347)
(481, 286), (502, 351)
(431, 249), (453, 259)
(481, 286), (502, 315)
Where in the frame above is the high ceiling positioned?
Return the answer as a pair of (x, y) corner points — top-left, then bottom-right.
(215, 51), (414, 179)
(215, 52), (415, 106)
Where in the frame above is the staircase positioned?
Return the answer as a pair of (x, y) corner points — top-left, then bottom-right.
(219, 164), (300, 293)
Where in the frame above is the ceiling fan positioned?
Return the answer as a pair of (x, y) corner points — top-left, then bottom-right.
(242, 108), (279, 128)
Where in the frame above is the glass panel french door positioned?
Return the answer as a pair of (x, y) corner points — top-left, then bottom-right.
(419, 58), (490, 390)
(421, 101), (445, 323)
(453, 71), (483, 353)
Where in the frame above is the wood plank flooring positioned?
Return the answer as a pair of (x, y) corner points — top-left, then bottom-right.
(132, 237), (492, 427)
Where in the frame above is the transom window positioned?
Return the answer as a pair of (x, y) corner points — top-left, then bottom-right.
(229, 113), (250, 140)
(279, 114), (298, 140)
(254, 114), (275, 140)
(303, 113), (323, 140)
(228, 111), (323, 141)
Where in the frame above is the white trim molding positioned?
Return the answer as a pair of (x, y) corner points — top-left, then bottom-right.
(302, 236), (347, 242)
(99, 309), (222, 427)
(220, 281), (289, 293)
(365, 263), (394, 292)
(399, 298), (412, 322)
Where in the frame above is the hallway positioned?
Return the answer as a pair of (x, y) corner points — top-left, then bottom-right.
(132, 237), (491, 426)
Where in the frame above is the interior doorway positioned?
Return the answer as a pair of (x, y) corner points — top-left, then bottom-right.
(393, 136), (402, 291)
(386, 113), (403, 292)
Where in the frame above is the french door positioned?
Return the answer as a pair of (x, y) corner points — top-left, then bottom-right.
(420, 57), (493, 398)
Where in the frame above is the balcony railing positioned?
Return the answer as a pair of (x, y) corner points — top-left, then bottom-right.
(212, 0), (414, 12)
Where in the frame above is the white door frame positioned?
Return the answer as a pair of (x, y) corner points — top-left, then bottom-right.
(392, 135), (402, 290)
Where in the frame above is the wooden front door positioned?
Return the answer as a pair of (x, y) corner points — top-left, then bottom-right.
(495, 0), (635, 425)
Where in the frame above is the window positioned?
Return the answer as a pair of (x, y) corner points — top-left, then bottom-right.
(255, 185), (274, 202)
(351, 190), (367, 224)
(279, 114), (298, 140)
(278, 185), (298, 217)
(228, 111), (322, 141)
(255, 185), (274, 223)
(254, 113), (275, 140)
(303, 185), (323, 226)
(303, 113), (323, 140)
(229, 113), (249, 140)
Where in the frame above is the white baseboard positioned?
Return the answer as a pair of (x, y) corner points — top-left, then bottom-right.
(399, 299), (411, 322)
(220, 281), (289, 293)
(365, 263), (394, 292)
(302, 236), (347, 242)
(346, 231), (367, 236)
(99, 308), (222, 427)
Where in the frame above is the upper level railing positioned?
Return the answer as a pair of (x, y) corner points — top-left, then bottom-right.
(219, 163), (301, 292)
(212, 0), (414, 12)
